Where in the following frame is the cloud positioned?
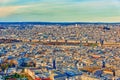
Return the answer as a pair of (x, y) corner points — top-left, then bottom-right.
(0, 6), (27, 17)
(0, 0), (16, 4)
(0, 0), (119, 22)
(0, 0), (11, 3)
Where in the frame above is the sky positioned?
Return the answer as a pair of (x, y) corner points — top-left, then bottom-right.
(0, 0), (120, 22)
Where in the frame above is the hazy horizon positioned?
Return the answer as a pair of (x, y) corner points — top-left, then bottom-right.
(0, 0), (120, 22)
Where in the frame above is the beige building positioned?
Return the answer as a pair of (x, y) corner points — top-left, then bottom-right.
(24, 68), (35, 79)
(80, 75), (99, 80)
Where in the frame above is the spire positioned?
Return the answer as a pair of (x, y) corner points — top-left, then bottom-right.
(113, 70), (115, 76)
(53, 59), (56, 69)
(102, 60), (105, 68)
(100, 38), (104, 46)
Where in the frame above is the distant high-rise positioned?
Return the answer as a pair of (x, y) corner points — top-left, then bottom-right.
(75, 24), (78, 27)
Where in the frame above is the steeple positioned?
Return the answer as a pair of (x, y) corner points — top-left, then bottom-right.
(53, 59), (56, 69)
(100, 38), (104, 47)
(102, 60), (105, 68)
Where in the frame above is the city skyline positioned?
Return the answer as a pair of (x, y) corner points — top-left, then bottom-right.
(0, 0), (120, 22)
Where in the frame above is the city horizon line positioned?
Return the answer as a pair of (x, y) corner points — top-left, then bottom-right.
(0, 21), (120, 24)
